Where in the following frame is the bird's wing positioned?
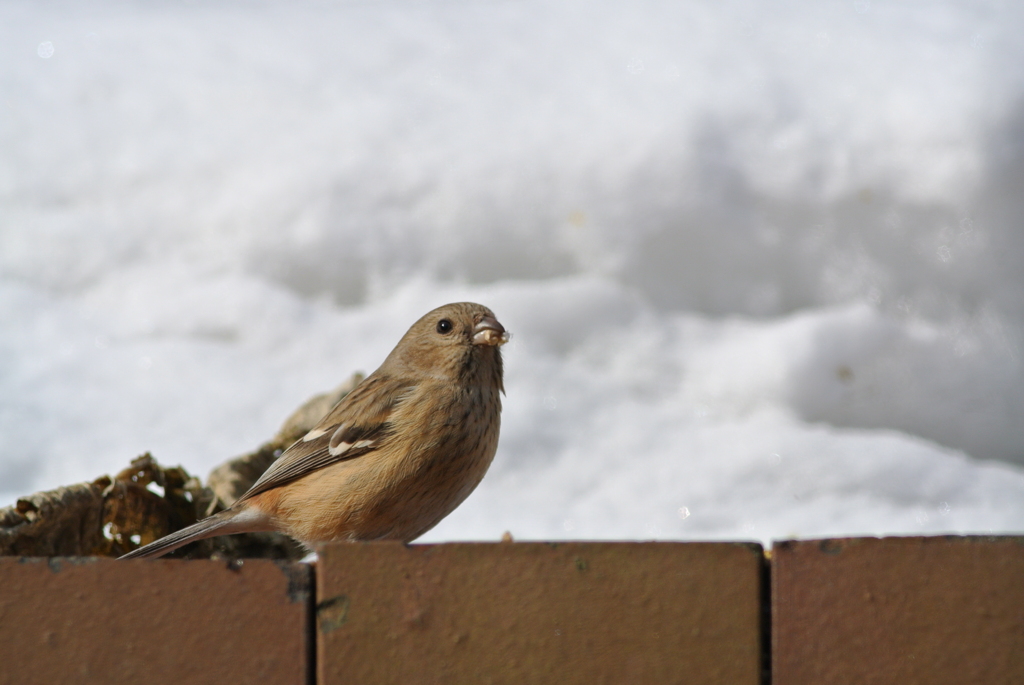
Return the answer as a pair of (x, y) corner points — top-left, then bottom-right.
(237, 374), (415, 502)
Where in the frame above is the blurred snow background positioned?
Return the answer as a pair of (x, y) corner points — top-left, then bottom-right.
(2, 0), (1023, 544)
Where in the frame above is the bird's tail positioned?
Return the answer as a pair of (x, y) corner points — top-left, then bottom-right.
(118, 507), (264, 560)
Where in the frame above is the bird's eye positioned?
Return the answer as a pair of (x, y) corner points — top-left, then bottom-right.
(436, 319), (454, 334)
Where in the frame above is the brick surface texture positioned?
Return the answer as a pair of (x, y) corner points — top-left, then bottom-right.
(316, 541), (764, 685)
(0, 557), (311, 685)
(10, 537), (1019, 684)
(772, 536), (1024, 685)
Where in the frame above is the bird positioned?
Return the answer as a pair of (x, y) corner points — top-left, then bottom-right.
(120, 302), (509, 559)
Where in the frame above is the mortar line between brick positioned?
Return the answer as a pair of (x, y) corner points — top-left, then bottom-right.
(761, 549), (772, 685)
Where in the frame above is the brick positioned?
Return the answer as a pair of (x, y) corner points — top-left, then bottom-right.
(772, 536), (1024, 685)
(0, 557), (311, 685)
(316, 541), (764, 685)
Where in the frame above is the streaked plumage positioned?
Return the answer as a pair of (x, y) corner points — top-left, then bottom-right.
(120, 302), (508, 559)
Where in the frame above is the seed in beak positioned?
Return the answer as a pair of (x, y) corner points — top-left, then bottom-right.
(473, 316), (509, 346)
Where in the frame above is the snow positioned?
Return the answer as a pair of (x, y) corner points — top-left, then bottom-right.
(2, 0), (1024, 544)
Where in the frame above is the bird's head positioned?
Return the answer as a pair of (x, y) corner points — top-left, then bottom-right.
(383, 302), (509, 387)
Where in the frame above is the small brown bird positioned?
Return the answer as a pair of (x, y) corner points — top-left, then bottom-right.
(121, 302), (508, 559)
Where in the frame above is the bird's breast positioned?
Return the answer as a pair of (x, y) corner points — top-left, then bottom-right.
(273, 382), (501, 546)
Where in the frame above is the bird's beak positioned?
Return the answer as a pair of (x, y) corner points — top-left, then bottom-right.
(473, 315), (510, 346)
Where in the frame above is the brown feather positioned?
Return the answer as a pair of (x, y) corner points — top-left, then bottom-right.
(120, 302), (506, 559)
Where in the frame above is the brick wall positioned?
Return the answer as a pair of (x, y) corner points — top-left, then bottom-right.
(2, 536), (1022, 684)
